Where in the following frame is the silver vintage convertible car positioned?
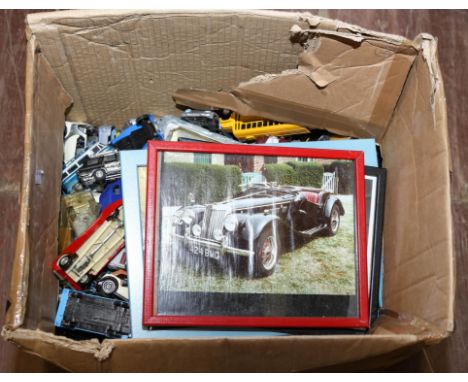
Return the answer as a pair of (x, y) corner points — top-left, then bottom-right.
(170, 183), (345, 278)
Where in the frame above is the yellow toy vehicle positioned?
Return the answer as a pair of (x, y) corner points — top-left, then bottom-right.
(219, 112), (310, 141)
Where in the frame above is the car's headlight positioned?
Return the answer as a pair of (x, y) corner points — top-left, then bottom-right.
(213, 228), (224, 241)
(223, 214), (238, 232)
(182, 210), (195, 225)
(173, 209), (184, 225)
(191, 224), (201, 237)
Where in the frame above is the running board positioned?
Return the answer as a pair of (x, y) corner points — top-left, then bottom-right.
(299, 224), (327, 237)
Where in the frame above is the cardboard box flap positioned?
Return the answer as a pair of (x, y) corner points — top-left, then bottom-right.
(6, 36), (72, 330)
(173, 32), (418, 139)
(2, 312), (443, 372)
(380, 36), (453, 333)
(25, 10), (311, 128)
(5, 329), (418, 372)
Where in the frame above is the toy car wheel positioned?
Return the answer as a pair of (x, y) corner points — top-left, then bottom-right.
(326, 204), (341, 236)
(253, 226), (279, 278)
(99, 277), (118, 296)
(72, 182), (84, 192)
(58, 254), (73, 270)
(93, 169), (106, 181)
(79, 274), (92, 287)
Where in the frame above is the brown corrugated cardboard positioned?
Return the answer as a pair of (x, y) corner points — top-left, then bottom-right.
(2, 10), (454, 372)
(173, 32), (418, 139)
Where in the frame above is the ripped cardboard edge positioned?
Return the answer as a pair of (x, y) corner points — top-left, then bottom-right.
(1, 326), (114, 370)
(25, 9), (307, 35)
(296, 14), (415, 47)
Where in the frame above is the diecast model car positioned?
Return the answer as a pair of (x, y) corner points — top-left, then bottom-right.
(77, 152), (120, 188)
(180, 109), (233, 138)
(171, 183), (344, 278)
(62, 142), (107, 193)
(219, 112), (310, 141)
(55, 288), (130, 339)
(111, 114), (160, 149)
(53, 200), (125, 290)
(63, 190), (100, 237)
(97, 269), (129, 300)
(63, 122), (91, 163)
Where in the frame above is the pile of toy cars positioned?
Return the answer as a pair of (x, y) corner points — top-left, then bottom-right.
(54, 114), (162, 339)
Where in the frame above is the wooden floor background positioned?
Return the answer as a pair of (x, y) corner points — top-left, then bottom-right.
(0, 9), (467, 372)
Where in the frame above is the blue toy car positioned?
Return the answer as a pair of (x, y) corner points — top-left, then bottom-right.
(99, 179), (122, 212)
(111, 114), (161, 150)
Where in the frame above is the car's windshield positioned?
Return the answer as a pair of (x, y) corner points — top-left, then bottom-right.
(234, 184), (292, 199)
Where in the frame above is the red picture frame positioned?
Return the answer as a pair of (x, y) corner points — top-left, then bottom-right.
(144, 141), (368, 329)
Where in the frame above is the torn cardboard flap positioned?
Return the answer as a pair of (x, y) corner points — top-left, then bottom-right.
(1, 327), (112, 372)
(297, 14), (414, 47)
(173, 34), (417, 139)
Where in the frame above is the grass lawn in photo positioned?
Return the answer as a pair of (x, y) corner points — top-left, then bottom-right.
(159, 195), (356, 296)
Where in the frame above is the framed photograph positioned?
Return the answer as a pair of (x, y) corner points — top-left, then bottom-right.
(365, 166), (387, 324)
(144, 141), (368, 329)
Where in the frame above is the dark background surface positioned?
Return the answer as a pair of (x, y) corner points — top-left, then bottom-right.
(0, 9), (466, 372)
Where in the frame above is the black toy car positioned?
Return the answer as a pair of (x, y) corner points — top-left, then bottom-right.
(180, 109), (233, 138)
(77, 152), (120, 187)
(170, 183), (344, 277)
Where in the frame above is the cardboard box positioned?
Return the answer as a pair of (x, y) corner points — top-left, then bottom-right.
(1, 10), (454, 372)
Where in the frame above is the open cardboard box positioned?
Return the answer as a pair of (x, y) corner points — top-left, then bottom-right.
(1, 10), (454, 372)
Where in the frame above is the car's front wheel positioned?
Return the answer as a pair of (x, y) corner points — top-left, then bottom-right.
(94, 169), (106, 181)
(253, 226), (279, 278)
(58, 254), (74, 270)
(99, 277), (118, 296)
(325, 203), (341, 236)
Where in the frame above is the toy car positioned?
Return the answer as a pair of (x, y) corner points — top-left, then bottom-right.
(53, 200), (125, 290)
(219, 112), (310, 141)
(97, 269), (128, 300)
(99, 179), (122, 212)
(158, 116), (238, 144)
(63, 190), (100, 237)
(77, 152), (120, 188)
(98, 124), (116, 145)
(62, 142), (107, 193)
(55, 288), (130, 338)
(180, 109), (233, 137)
(111, 114), (160, 150)
(170, 183), (344, 277)
(107, 247), (127, 271)
(63, 122), (92, 163)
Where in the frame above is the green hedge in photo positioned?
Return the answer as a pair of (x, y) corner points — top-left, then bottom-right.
(324, 160), (355, 194)
(264, 164), (299, 185)
(161, 162), (242, 206)
(286, 161), (324, 187)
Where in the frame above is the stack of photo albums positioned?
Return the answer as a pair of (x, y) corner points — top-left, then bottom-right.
(120, 137), (386, 338)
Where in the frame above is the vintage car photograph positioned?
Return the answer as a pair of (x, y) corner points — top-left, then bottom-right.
(157, 151), (358, 297)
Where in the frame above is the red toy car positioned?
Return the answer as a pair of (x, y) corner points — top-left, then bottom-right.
(53, 200), (125, 290)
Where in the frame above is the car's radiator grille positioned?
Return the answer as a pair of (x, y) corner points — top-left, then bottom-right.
(201, 206), (227, 240)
